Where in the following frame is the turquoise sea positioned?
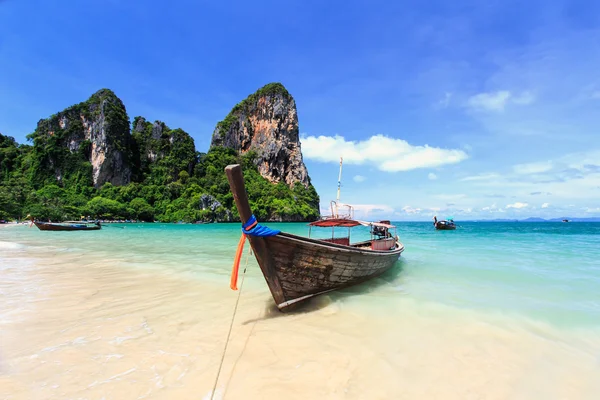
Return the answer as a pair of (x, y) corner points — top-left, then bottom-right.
(3, 221), (599, 327)
(1, 221), (599, 399)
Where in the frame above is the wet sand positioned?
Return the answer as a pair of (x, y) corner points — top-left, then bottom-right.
(1, 236), (600, 399)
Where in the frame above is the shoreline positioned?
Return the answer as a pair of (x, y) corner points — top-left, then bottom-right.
(0, 222), (27, 228)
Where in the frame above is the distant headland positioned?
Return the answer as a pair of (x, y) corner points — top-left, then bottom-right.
(0, 83), (320, 223)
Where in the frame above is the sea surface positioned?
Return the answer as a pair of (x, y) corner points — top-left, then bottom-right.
(1, 221), (599, 399)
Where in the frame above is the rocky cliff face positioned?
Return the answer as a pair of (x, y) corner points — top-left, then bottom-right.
(2, 85), (321, 223)
(198, 193), (233, 221)
(131, 117), (197, 182)
(32, 89), (131, 187)
(210, 83), (310, 188)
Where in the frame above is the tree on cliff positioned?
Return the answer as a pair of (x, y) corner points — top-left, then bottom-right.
(0, 84), (320, 222)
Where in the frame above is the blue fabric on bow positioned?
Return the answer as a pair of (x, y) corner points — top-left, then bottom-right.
(242, 215), (280, 237)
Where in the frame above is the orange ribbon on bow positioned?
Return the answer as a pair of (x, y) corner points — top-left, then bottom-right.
(230, 234), (246, 290)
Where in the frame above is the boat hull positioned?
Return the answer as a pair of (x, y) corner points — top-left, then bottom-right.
(435, 221), (456, 230)
(247, 232), (404, 310)
(225, 163), (404, 311)
(34, 222), (101, 231)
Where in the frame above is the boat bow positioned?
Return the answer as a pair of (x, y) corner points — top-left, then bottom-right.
(225, 164), (404, 311)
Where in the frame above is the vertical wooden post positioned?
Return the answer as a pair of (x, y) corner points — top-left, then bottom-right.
(224, 165), (252, 224)
(224, 164), (286, 306)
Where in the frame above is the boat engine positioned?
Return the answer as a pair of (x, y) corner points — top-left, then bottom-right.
(372, 220), (391, 238)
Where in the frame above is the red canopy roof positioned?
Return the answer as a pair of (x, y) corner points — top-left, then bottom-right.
(309, 218), (396, 229)
(309, 218), (362, 227)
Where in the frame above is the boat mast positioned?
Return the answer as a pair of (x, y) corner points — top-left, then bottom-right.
(335, 157), (343, 218)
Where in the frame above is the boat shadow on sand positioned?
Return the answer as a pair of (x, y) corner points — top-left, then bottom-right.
(241, 259), (405, 324)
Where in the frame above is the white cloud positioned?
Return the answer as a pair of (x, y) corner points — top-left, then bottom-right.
(467, 91), (511, 111)
(351, 204), (395, 219)
(301, 134), (468, 172)
(319, 203), (332, 215)
(460, 173), (502, 182)
(481, 203), (497, 211)
(461, 150), (600, 198)
(320, 202), (394, 219)
(513, 161), (553, 174)
(436, 92), (452, 108)
(353, 175), (366, 183)
(512, 91), (536, 105)
(467, 90), (535, 112)
(428, 172), (438, 180)
(506, 202), (528, 209)
(559, 149), (600, 171)
(352, 204), (395, 213)
(401, 206), (422, 215)
(542, 203), (550, 208)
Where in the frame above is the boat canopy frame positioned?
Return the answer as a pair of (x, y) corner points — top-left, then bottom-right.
(308, 218), (397, 246)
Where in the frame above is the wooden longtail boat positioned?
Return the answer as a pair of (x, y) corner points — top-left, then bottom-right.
(433, 216), (456, 230)
(225, 164), (404, 311)
(32, 221), (102, 231)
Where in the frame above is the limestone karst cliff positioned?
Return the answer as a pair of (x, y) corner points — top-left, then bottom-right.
(30, 89), (131, 188)
(210, 83), (310, 188)
(1, 84), (319, 222)
(130, 117), (197, 183)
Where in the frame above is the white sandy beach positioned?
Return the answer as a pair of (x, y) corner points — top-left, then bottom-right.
(1, 231), (599, 400)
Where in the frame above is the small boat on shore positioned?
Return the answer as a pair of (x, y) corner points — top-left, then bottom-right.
(225, 161), (404, 311)
(32, 220), (101, 231)
(433, 216), (456, 230)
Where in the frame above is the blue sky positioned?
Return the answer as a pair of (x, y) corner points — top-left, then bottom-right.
(1, 0), (599, 220)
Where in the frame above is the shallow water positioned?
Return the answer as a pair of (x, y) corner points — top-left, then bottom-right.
(1, 222), (599, 399)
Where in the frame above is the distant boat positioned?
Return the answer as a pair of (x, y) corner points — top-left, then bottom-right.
(562, 219), (570, 223)
(32, 220), (101, 231)
(433, 216), (456, 230)
(225, 160), (404, 311)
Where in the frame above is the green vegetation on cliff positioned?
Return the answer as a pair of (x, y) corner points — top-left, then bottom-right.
(130, 117), (197, 185)
(26, 89), (129, 189)
(231, 82), (291, 114)
(0, 144), (319, 222)
(0, 86), (320, 223)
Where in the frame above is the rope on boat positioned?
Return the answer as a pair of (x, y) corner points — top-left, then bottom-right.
(210, 247), (251, 400)
(230, 216), (278, 290)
